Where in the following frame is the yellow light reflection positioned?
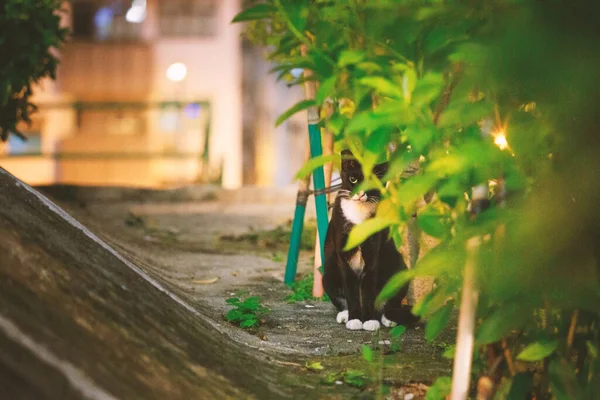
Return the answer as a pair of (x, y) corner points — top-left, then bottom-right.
(493, 131), (509, 150)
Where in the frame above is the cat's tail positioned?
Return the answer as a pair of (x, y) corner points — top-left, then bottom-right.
(384, 305), (421, 326)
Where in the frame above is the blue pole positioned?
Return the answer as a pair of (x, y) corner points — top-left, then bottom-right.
(308, 123), (329, 267)
(284, 190), (308, 285)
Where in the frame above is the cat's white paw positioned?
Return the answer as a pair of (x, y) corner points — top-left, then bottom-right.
(362, 320), (381, 331)
(381, 314), (397, 328)
(336, 310), (349, 324)
(346, 319), (363, 330)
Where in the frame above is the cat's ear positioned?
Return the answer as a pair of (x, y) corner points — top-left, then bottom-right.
(373, 161), (389, 178)
(341, 149), (356, 171)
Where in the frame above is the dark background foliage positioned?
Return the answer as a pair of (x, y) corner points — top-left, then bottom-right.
(0, 0), (67, 141)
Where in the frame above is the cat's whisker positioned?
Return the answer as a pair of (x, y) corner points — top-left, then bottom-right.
(337, 189), (352, 199)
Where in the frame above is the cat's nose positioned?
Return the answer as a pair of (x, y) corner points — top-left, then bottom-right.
(359, 191), (368, 202)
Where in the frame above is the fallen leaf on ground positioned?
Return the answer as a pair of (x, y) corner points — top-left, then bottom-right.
(192, 277), (219, 284)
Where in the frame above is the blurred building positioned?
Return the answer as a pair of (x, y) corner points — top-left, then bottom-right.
(0, 0), (307, 189)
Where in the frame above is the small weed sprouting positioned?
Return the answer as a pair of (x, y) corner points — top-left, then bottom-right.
(388, 325), (406, 353)
(225, 295), (270, 329)
(271, 252), (284, 262)
(321, 369), (370, 388)
(285, 273), (330, 303)
(124, 212), (146, 228)
(305, 361), (324, 371)
(219, 221), (316, 252)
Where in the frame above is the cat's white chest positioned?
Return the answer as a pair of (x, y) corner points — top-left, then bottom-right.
(348, 247), (365, 273)
(340, 199), (375, 225)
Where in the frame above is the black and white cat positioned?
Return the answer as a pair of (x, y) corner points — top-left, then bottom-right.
(322, 150), (410, 331)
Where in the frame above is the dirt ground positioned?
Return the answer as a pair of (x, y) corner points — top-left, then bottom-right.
(1, 169), (452, 399)
(49, 185), (453, 384)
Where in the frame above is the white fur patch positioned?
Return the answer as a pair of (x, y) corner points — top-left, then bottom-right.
(341, 199), (376, 225)
(346, 319), (363, 330)
(363, 320), (381, 331)
(381, 314), (397, 328)
(348, 248), (365, 273)
(336, 310), (349, 324)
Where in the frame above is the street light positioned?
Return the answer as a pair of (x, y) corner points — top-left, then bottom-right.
(166, 63), (187, 83)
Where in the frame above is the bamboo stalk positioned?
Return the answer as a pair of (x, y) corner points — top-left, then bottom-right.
(450, 235), (481, 400)
(299, 44), (329, 297)
(567, 309), (579, 350)
(451, 182), (486, 400)
(501, 338), (516, 376)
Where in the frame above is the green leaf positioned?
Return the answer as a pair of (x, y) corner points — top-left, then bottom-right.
(359, 77), (403, 98)
(376, 270), (415, 307)
(437, 178), (465, 208)
(346, 106), (414, 134)
(412, 73), (444, 107)
(363, 128), (391, 172)
(316, 76), (336, 104)
(516, 340), (558, 362)
(232, 3), (275, 22)
(449, 42), (488, 65)
(442, 345), (455, 359)
(361, 344), (373, 363)
(437, 101), (492, 128)
(295, 154), (339, 180)
(225, 297), (240, 305)
(404, 125), (436, 154)
(338, 50), (365, 67)
(305, 361), (324, 371)
(586, 341), (599, 359)
(425, 301), (453, 342)
(412, 286), (449, 317)
(417, 210), (451, 239)
(506, 373), (533, 400)
(395, 173), (439, 206)
(548, 359), (583, 400)
(389, 325), (406, 338)
(344, 217), (391, 251)
(240, 319), (258, 329)
(402, 68), (418, 103)
(476, 304), (529, 345)
(357, 61), (383, 73)
(426, 376), (452, 400)
(276, 100), (316, 127)
(344, 370), (369, 388)
(225, 309), (243, 322)
(240, 313), (257, 320)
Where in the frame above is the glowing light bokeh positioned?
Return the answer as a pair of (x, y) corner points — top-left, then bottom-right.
(125, 0), (147, 23)
(166, 63), (187, 82)
(493, 131), (509, 150)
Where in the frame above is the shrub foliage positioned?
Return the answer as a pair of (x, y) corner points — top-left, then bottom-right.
(235, 0), (600, 397)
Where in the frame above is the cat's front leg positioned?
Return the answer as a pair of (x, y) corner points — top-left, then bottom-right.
(343, 272), (363, 330)
(360, 271), (382, 332)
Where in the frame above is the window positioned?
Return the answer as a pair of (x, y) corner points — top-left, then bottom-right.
(158, 0), (218, 37)
(71, 0), (144, 42)
(8, 133), (42, 156)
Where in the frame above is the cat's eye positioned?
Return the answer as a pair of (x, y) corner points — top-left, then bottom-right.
(349, 176), (358, 184)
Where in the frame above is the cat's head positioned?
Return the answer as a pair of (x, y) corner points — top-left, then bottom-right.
(339, 149), (388, 205)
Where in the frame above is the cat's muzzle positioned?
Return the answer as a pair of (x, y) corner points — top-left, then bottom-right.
(351, 191), (368, 202)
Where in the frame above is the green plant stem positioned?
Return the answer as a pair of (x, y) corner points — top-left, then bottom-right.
(273, 0), (335, 68)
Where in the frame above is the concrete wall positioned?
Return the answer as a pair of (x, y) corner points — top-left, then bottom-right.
(149, 0), (242, 189)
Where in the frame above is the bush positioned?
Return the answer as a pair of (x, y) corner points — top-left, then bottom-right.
(0, 0), (67, 141)
(235, 1), (600, 397)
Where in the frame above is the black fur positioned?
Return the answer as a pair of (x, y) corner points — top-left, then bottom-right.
(322, 150), (412, 326)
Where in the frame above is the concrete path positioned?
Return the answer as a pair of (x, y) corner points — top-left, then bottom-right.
(1, 169), (451, 399)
